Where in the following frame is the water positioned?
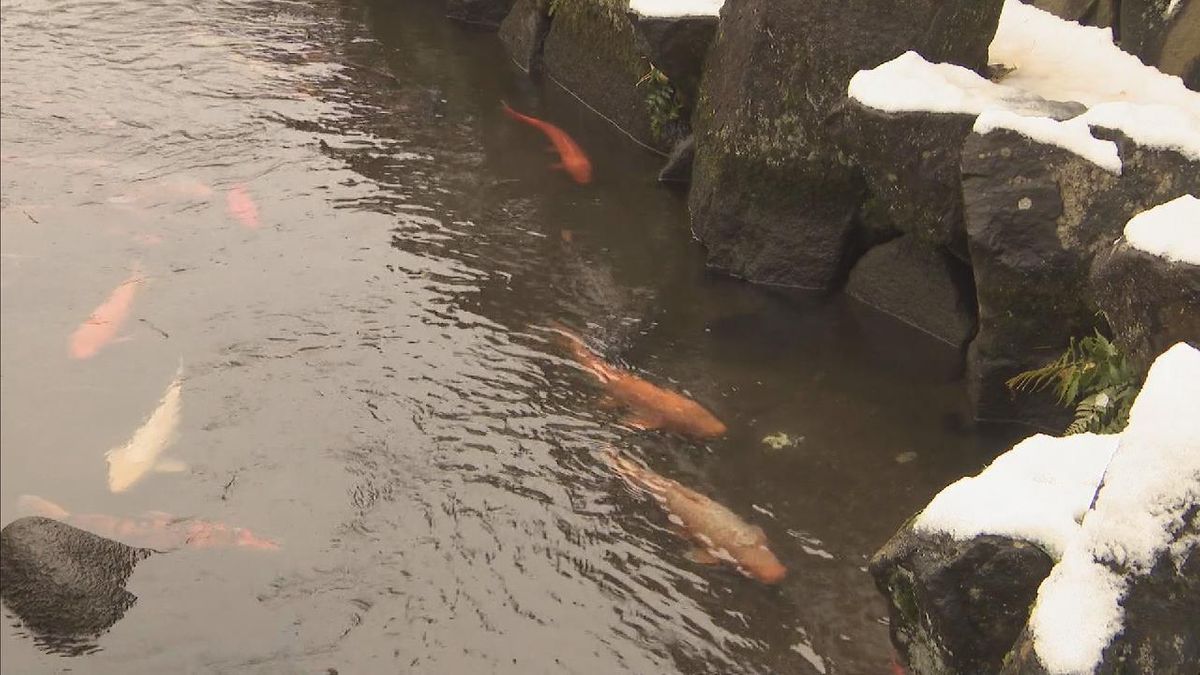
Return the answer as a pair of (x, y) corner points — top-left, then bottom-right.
(0, 0), (1020, 671)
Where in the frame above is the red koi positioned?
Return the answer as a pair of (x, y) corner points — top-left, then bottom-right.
(68, 268), (142, 360)
(502, 102), (593, 185)
(226, 184), (261, 229)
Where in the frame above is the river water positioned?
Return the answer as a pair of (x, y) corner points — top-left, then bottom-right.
(0, 0), (1020, 672)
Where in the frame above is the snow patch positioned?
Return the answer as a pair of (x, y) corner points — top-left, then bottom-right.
(628, 0), (723, 17)
(1030, 343), (1200, 673)
(914, 433), (1119, 559)
(974, 111), (1122, 173)
(1123, 194), (1200, 266)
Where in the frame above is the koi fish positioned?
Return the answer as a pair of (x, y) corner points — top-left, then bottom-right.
(603, 449), (787, 584)
(68, 268), (143, 360)
(106, 363), (187, 493)
(502, 102), (593, 185)
(16, 495), (279, 551)
(549, 325), (727, 439)
(226, 184), (261, 229)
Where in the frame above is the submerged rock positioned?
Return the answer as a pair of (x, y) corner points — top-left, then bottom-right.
(688, 0), (1003, 289)
(446, 0), (517, 27)
(499, 0), (552, 73)
(961, 127), (1200, 426)
(871, 528), (1054, 675)
(845, 235), (977, 348)
(1118, 0), (1200, 89)
(0, 516), (154, 653)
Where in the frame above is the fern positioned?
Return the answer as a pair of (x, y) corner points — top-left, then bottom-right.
(636, 64), (683, 142)
(1006, 331), (1139, 435)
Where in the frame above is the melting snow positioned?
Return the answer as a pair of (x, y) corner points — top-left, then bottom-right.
(628, 0), (724, 17)
(1122, 194), (1200, 265)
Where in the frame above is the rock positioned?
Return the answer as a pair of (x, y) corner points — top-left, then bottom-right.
(1090, 241), (1200, 375)
(499, 0), (553, 73)
(871, 526), (1054, 675)
(446, 0), (517, 27)
(845, 236), (977, 348)
(1024, 0), (1117, 27)
(625, 11), (717, 112)
(842, 98), (1085, 259)
(658, 134), (694, 184)
(542, 0), (667, 149)
(1119, 0), (1200, 90)
(961, 127), (1200, 426)
(0, 516), (154, 652)
(688, 0), (1004, 290)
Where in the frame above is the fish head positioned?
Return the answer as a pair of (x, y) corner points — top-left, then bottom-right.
(681, 403), (727, 439)
(736, 544), (787, 584)
(568, 158), (592, 184)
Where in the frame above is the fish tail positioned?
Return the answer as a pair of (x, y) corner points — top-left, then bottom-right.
(16, 495), (70, 520)
(544, 323), (611, 382)
(601, 449), (659, 494)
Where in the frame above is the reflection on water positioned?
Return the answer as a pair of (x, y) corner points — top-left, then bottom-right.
(0, 0), (1020, 671)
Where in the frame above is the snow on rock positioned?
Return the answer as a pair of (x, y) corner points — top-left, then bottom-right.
(628, 0), (724, 17)
(1030, 342), (1200, 673)
(1123, 194), (1200, 265)
(914, 433), (1119, 559)
(848, 0), (1200, 172)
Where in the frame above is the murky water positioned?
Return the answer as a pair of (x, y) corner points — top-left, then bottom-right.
(1, 0), (1021, 672)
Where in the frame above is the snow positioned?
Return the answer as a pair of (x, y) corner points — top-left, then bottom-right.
(914, 432), (1119, 559)
(628, 0), (723, 17)
(848, 0), (1200, 172)
(1123, 194), (1200, 266)
(1029, 342), (1200, 673)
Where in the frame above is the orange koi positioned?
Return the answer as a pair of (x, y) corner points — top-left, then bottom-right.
(17, 495), (279, 552)
(550, 325), (727, 439)
(68, 268), (142, 360)
(604, 450), (787, 584)
(226, 184), (261, 229)
(502, 102), (593, 185)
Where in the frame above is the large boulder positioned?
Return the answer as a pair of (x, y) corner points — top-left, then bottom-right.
(1119, 0), (1200, 90)
(961, 127), (1200, 426)
(845, 235), (977, 348)
(688, 0), (1004, 290)
(871, 527), (1054, 675)
(446, 0), (517, 27)
(0, 516), (154, 652)
(499, 0), (553, 73)
(1090, 240), (1200, 375)
(625, 11), (717, 113)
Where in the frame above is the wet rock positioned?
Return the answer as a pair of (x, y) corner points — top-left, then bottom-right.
(499, 0), (552, 73)
(845, 236), (977, 348)
(871, 527), (1053, 675)
(1024, 0), (1117, 27)
(625, 11), (717, 113)
(842, 98), (1085, 259)
(1090, 240), (1200, 375)
(688, 0), (1004, 290)
(541, 0), (663, 149)
(446, 0), (517, 27)
(0, 516), (154, 652)
(961, 127), (1200, 426)
(1119, 0), (1200, 89)
(658, 134), (694, 184)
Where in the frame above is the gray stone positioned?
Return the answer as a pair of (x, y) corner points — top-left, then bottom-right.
(871, 526), (1053, 675)
(961, 127), (1200, 427)
(1119, 0), (1200, 90)
(446, 0), (517, 27)
(1025, 0), (1117, 27)
(626, 11), (717, 112)
(846, 236), (977, 348)
(688, 0), (1004, 290)
(499, 0), (553, 73)
(1090, 240), (1200, 377)
(658, 134), (694, 184)
(0, 516), (154, 654)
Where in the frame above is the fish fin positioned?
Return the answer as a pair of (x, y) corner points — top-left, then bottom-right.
(549, 162), (564, 170)
(154, 458), (188, 473)
(621, 412), (659, 431)
(16, 495), (70, 520)
(596, 394), (621, 410)
(685, 548), (721, 565)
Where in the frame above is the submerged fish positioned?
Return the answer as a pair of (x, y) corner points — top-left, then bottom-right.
(550, 325), (727, 439)
(604, 449), (787, 584)
(16, 495), (279, 551)
(226, 183), (261, 229)
(68, 268), (143, 360)
(502, 102), (593, 185)
(106, 364), (187, 493)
